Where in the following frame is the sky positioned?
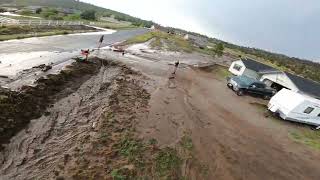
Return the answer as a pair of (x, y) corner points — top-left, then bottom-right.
(82, 0), (320, 61)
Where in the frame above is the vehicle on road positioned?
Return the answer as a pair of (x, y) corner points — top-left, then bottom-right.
(227, 75), (276, 99)
(268, 88), (320, 129)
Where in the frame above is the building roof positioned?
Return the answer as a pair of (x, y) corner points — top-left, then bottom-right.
(241, 58), (280, 74)
(285, 72), (320, 99)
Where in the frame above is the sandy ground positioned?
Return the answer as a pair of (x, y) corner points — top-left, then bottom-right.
(1, 42), (320, 179)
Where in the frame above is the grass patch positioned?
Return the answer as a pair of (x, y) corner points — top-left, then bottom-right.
(118, 135), (145, 168)
(201, 65), (231, 80)
(180, 136), (194, 151)
(290, 130), (320, 150)
(148, 138), (158, 145)
(123, 31), (156, 45)
(155, 147), (182, 178)
(214, 66), (231, 79)
(123, 31), (194, 53)
(0, 30), (92, 41)
(101, 23), (137, 30)
(150, 37), (162, 49)
(111, 169), (127, 180)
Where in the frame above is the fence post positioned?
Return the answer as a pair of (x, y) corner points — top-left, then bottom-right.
(28, 20), (31, 26)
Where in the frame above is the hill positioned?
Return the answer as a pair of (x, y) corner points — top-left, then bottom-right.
(0, 0), (153, 27)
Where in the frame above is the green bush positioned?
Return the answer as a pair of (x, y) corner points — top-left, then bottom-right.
(64, 14), (81, 21)
(80, 10), (96, 20)
(19, 10), (33, 16)
(35, 8), (42, 14)
(41, 8), (59, 18)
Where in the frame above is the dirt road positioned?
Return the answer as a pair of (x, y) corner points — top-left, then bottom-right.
(138, 67), (320, 179)
(1, 43), (320, 179)
(103, 46), (320, 179)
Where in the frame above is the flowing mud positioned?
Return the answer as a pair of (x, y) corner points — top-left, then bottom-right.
(0, 59), (153, 179)
(0, 60), (101, 147)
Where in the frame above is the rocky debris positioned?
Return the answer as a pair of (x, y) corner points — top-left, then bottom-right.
(41, 65), (52, 72)
(32, 64), (53, 72)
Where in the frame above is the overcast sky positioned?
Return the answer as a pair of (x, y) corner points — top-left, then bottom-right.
(82, 0), (320, 61)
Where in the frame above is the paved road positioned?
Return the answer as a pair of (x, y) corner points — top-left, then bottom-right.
(0, 28), (149, 53)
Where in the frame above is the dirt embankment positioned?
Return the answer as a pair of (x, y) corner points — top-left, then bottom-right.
(0, 58), (186, 180)
(0, 60), (101, 148)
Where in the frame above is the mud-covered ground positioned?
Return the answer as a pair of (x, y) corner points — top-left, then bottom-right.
(0, 58), (153, 179)
(1, 41), (320, 180)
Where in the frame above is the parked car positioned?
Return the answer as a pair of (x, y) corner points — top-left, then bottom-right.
(227, 75), (276, 99)
(268, 88), (320, 129)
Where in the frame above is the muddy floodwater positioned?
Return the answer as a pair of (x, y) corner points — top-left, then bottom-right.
(0, 28), (149, 89)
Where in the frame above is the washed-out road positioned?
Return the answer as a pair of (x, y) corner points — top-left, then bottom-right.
(0, 28), (148, 53)
(0, 28), (149, 89)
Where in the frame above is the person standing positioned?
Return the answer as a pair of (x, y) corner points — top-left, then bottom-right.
(172, 61), (180, 74)
(98, 35), (104, 49)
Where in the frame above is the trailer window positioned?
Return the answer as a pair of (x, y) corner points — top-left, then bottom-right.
(304, 107), (314, 114)
(318, 113), (320, 117)
(233, 64), (242, 71)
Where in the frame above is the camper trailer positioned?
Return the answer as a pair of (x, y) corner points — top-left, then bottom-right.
(268, 89), (320, 128)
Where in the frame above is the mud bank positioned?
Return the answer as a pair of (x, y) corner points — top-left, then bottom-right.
(0, 59), (103, 148)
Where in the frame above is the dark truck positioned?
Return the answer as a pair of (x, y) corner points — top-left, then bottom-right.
(227, 75), (276, 100)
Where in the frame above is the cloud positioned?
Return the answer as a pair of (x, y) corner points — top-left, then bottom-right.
(82, 0), (320, 60)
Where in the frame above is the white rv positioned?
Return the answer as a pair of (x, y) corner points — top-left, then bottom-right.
(268, 89), (320, 128)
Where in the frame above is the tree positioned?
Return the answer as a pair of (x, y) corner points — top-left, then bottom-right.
(41, 8), (58, 18)
(80, 10), (96, 20)
(214, 43), (224, 57)
(35, 8), (42, 14)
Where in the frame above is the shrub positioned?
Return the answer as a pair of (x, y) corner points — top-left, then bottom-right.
(80, 10), (96, 20)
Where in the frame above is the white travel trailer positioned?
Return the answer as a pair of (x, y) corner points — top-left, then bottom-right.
(268, 89), (320, 128)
